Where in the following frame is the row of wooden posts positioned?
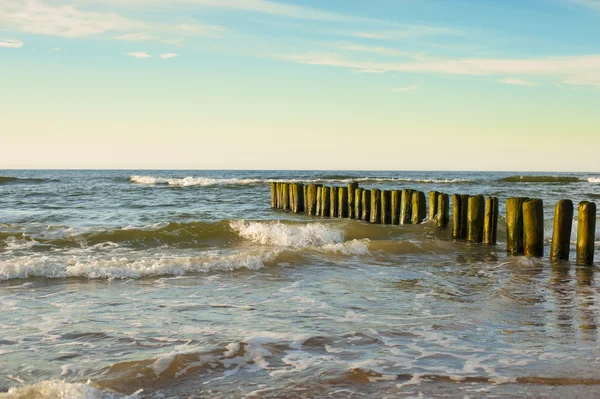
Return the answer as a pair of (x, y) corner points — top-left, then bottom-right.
(270, 182), (597, 266)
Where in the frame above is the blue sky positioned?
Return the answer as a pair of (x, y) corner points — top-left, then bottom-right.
(1, 0), (600, 170)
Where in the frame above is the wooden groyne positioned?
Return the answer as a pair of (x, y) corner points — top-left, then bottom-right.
(270, 182), (597, 265)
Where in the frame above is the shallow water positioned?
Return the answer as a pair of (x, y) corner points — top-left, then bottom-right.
(1, 170), (599, 398)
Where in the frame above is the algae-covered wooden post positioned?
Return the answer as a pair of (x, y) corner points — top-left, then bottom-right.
(370, 189), (381, 224)
(315, 186), (323, 216)
(381, 190), (391, 225)
(361, 190), (371, 222)
(411, 191), (426, 224)
(437, 193), (449, 229)
(550, 199), (573, 262)
(348, 182), (359, 219)
(282, 183), (290, 211)
(452, 194), (469, 239)
(506, 197), (526, 255)
(400, 189), (413, 224)
(354, 188), (362, 221)
(483, 197), (499, 245)
(297, 184), (305, 213)
(338, 187), (349, 218)
(467, 195), (485, 243)
(321, 185), (330, 217)
(428, 191), (439, 221)
(270, 182), (277, 208)
(289, 184), (297, 213)
(329, 187), (338, 218)
(523, 199), (544, 257)
(391, 190), (401, 225)
(576, 201), (596, 266)
(303, 185), (308, 213)
(307, 184), (317, 216)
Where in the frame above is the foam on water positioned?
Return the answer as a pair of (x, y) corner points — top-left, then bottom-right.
(0, 380), (138, 399)
(130, 175), (264, 186)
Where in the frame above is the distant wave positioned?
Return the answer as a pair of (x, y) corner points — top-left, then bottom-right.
(0, 176), (50, 185)
(130, 175), (473, 187)
(499, 176), (585, 183)
(588, 177), (600, 183)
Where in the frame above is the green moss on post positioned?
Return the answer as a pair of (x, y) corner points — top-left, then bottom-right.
(282, 183), (290, 211)
(467, 195), (485, 243)
(400, 189), (413, 224)
(348, 182), (359, 219)
(303, 185), (308, 213)
(381, 190), (391, 225)
(321, 185), (330, 217)
(576, 201), (596, 266)
(315, 186), (323, 216)
(550, 199), (573, 262)
(354, 188), (362, 221)
(437, 193), (449, 229)
(270, 183), (277, 208)
(428, 191), (439, 221)
(506, 197), (526, 255)
(523, 199), (544, 257)
(483, 197), (499, 245)
(391, 190), (401, 225)
(338, 187), (349, 218)
(361, 190), (371, 222)
(290, 184), (297, 212)
(411, 191), (426, 224)
(370, 189), (381, 224)
(452, 194), (469, 239)
(329, 187), (338, 218)
(307, 184), (317, 216)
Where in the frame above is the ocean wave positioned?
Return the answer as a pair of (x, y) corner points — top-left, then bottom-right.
(499, 175), (585, 183)
(0, 380), (137, 399)
(588, 177), (600, 183)
(0, 176), (51, 185)
(130, 175), (473, 187)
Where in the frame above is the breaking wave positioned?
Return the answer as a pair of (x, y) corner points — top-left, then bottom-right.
(0, 380), (136, 399)
(498, 176), (585, 183)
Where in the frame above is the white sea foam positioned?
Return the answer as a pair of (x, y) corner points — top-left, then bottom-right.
(0, 380), (139, 399)
(0, 251), (276, 281)
(588, 177), (600, 183)
(130, 175), (264, 186)
(230, 220), (370, 254)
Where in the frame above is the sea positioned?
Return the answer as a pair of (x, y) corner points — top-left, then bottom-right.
(1, 170), (600, 398)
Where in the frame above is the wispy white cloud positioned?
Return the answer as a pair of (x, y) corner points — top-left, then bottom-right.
(282, 53), (600, 87)
(178, 23), (226, 37)
(125, 51), (151, 58)
(338, 43), (416, 58)
(499, 78), (539, 86)
(0, 39), (23, 48)
(568, 0), (600, 11)
(48, 47), (60, 52)
(392, 85), (419, 92)
(163, 37), (185, 46)
(160, 53), (178, 59)
(350, 26), (462, 41)
(113, 32), (154, 41)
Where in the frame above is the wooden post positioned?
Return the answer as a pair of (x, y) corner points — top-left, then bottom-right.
(411, 191), (426, 224)
(391, 190), (401, 225)
(270, 182), (277, 208)
(467, 195), (485, 243)
(483, 197), (499, 245)
(400, 189), (413, 224)
(550, 199), (573, 262)
(282, 183), (290, 211)
(361, 190), (371, 222)
(370, 189), (381, 224)
(289, 184), (297, 213)
(354, 188), (362, 221)
(307, 184), (317, 216)
(506, 197), (526, 255)
(303, 184), (308, 213)
(348, 182), (359, 219)
(576, 201), (596, 266)
(428, 191), (439, 221)
(316, 186), (323, 216)
(381, 190), (391, 224)
(329, 187), (338, 218)
(523, 199), (544, 257)
(297, 184), (304, 213)
(321, 185), (330, 217)
(437, 193), (449, 229)
(452, 194), (469, 239)
(338, 187), (349, 218)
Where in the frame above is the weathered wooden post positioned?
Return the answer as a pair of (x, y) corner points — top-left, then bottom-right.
(400, 189), (413, 224)
(523, 199), (544, 257)
(576, 201), (596, 266)
(290, 184), (297, 212)
(316, 186), (323, 216)
(428, 191), (439, 221)
(307, 184), (317, 216)
(321, 185), (330, 217)
(411, 191), (426, 224)
(550, 199), (573, 262)
(282, 183), (290, 211)
(348, 182), (358, 219)
(467, 195), (485, 243)
(390, 190), (401, 225)
(354, 188), (362, 221)
(270, 182), (277, 208)
(303, 184), (308, 212)
(483, 197), (499, 244)
(381, 190), (391, 225)
(329, 187), (338, 218)
(370, 189), (381, 224)
(338, 187), (349, 218)
(452, 194), (469, 239)
(506, 197), (526, 255)
(437, 193), (449, 229)
(297, 184), (304, 213)
(361, 189), (371, 222)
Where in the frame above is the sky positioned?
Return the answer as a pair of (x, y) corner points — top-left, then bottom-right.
(1, 0), (600, 171)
